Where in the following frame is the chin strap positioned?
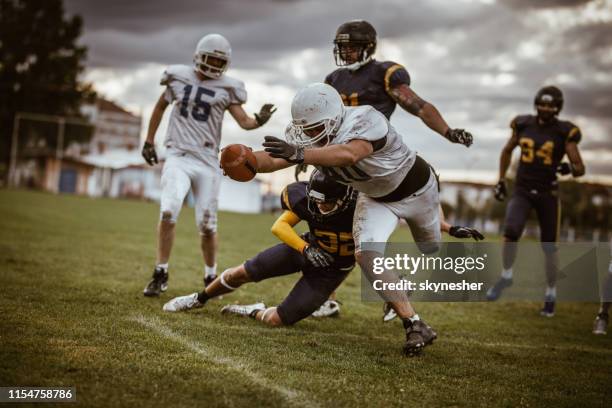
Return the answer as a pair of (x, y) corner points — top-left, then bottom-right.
(344, 56), (373, 71)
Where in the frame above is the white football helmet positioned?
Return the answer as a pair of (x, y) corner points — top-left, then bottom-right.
(193, 34), (231, 79)
(285, 83), (344, 148)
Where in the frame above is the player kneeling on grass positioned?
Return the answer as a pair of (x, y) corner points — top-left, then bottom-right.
(164, 170), (357, 328)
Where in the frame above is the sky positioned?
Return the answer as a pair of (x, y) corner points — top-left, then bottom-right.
(63, 0), (612, 186)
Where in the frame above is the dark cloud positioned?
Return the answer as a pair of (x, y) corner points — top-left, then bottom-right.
(500, 0), (593, 9)
(61, 0), (612, 178)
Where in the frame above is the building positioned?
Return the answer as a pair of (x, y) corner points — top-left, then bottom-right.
(75, 98), (142, 156)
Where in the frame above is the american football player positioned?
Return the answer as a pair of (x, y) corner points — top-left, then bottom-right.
(142, 34), (276, 297)
(487, 86), (585, 317)
(258, 83), (449, 356)
(314, 20), (481, 320)
(163, 170), (356, 328)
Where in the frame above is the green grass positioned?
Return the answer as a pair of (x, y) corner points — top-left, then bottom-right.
(0, 189), (610, 407)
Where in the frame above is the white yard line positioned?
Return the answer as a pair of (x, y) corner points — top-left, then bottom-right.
(131, 314), (317, 408)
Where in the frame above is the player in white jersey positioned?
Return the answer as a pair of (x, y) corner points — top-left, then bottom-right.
(253, 83), (475, 355)
(142, 34), (276, 297)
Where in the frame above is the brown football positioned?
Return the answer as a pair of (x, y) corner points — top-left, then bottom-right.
(220, 144), (258, 182)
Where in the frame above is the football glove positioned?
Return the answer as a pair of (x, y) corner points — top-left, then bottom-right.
(445, 128), (473, 147)
(556, 162), (572, 176)
(254, 104), (277, 127)
(263, 136), (304, 164)
(294, 163), (309, 181)
(142, 141), (158, 166)
(303, 245), (334, 269)
(449, 226), (484, 241)
(493, 180), (507, 201)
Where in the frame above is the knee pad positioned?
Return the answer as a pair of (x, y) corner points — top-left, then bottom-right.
(503, 230), (520, 242)
(197, 209), (217, 236)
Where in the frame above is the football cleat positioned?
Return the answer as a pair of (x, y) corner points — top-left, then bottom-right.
(311, 300), (341, 318)
(486, 277), (513, 301)
(204, 274), (217, 288)
(163, 293), (203, 312)
(382, 302), (398, 322)
(539, 295), (556, 317)
(403, 319), (437, 357)
(143, 267), (168, 297)
(221, 302), (266, 318)
(592, 313), (608, 335)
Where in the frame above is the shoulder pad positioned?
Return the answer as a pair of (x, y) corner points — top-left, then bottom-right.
(280, 182), (309, 215)
(220, 75), (247, 104)
(161, 64), (192, 85)
(558, 120), (582, 143)
(341, 106), (389, 142)
(510, 114), (533, 131)
(378, 61), (410, 92)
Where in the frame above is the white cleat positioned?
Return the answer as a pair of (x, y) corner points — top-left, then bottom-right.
(311, 300), (340, 318)
(163, 293), (203, 312)
(593, 313), (608, 335)
(221, 302), (266, 317)
(382, 303), (398, 322)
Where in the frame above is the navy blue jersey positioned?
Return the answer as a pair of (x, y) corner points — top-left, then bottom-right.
(512, 115), (582, 191)
(280, 182), (355, 268)
(325, 60), (410, 119)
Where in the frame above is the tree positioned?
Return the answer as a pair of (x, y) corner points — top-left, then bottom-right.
(0, 0), (94, 182)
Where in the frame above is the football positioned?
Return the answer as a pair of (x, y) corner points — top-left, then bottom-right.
(220, 144), (258, 182)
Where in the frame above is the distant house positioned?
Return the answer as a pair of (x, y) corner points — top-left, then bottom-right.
(75, 98), (142, 156)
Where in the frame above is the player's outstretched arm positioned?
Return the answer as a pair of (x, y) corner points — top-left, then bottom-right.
(565, 142), (585, 177)
(228, 104), (276, 130)
(142, 92), (169, 165)
(389, 84), (472, 147)
(252, 150), (293, 173)
(263, 136), (373, 167)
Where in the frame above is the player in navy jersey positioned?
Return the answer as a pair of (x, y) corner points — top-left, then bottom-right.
(487, 86), (586, 317)
(306, 20), (481, 319)
(163, 170), (357, 327)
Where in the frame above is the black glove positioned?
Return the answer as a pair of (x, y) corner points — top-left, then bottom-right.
(263, 136), (304, 164)
(445, 128), (473, 147)
(493, 180), (507, 201)
(449, 226), (484, 241)
(294, 163), (308, 181)
(254, 104), (277, 127)
(142, 141), (158, 166)
(303, 245), (334, 269)
(556, 162), (572, 176)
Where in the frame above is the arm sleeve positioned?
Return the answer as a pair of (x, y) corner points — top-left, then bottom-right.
(270, 211), (308, 253)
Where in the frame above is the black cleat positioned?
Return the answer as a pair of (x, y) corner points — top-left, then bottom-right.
(403, 319), (437, 357)
(143, 267), (168, 297)
(204, 274), (217, 288)
(539, 296), (555, 317)
(486, 277), (513, 301)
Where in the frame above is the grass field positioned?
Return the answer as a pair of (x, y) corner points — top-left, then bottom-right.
(0, 189), (610, 407)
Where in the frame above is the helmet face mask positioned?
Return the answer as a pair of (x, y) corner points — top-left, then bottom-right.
(307, 170), (356, 221)
(534, 86), (563, 122)
(285, 83), (344, 148)
(194, 34), (231, 79)
(333, 20), (377, 71)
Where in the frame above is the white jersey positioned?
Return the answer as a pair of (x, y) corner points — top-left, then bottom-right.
(316, 105), (415, 197)
(161, 64), (246, 165)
